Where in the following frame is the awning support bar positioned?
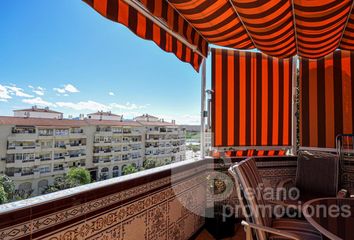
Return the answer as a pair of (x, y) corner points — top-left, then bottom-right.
(291, 55), (298, 155)
(123, 0), (205, 58)
(200, 59), (207, 160)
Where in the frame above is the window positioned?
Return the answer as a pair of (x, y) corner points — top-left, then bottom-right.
(112, 166), (119, 177)
(55, 129), (69, 136)
(100, 167), (109, 180)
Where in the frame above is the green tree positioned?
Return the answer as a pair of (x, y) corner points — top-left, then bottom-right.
(143, 158), (156, 169)
(0, 175), (15, 202)
(122, 164), (138, 175)
(0, 185), (7, 204)
(43, 168), (91, 194)
(66, 167), (91, 186)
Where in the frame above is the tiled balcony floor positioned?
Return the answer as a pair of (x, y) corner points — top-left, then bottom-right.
(194, 224), (245, 240)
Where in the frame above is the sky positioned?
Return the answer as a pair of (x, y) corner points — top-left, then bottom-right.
(0, 0), (212, 125)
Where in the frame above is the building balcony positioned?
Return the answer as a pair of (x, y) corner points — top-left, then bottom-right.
(95, 131), (112, 137)
(93, 158), (112, 165)
(52, 167), (69, 174)
(53, 134), (70, 139)
(37, 134), (54, 140)
(6, 146), (40, 154)
(65, 144), (86, 151)
(8, 133), (37, 141)
(65, 154), (86, 162)
(93, 150), (112, 157)
(68, 133), (86, 139)
(11, 171), (35, 180)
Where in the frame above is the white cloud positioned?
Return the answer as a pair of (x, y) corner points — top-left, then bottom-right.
(29, 86), (45, 96)
(6, 85), (33, 98)
(22, 97), (56, 107)
(53, 84), (79, 95)
(109, 92), (115, 96)
(56, 100), (110, 111)
(110, 102), (149, 110)
(54, 88), (66, 94)
(54, 100), (148, 113)
(160, 114), (200, 125)
(0, 85), (11, 101)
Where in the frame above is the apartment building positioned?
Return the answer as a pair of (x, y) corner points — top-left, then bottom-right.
(0, 108), (186, 196)
(135, 114), (186, 165)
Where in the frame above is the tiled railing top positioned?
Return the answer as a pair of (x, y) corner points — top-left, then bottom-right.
(0, 158), (207, 214)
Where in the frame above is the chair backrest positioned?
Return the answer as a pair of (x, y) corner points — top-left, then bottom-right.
(229, 157), (271, 240)
(296, 151), (339, 198)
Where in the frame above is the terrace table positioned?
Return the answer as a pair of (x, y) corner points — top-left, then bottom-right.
(303, 198), (354, 240)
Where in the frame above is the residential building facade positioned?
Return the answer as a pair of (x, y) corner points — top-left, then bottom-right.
(0, 109), (186, 196)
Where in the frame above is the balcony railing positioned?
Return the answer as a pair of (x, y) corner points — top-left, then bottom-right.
(0, 156), (303, 240)
(0, 159), (207, 240)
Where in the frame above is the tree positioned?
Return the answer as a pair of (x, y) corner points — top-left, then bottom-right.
(43, 168), (91, 194)
(122, 164), (138, 175)
(0, 175), (15, 202)
(0, 185), (7, 204)
(143, 158), (156, 169)
(66, 167), (91, 186)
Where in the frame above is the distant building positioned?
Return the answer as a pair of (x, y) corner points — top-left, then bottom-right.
(0, 109), (186, 196)
(87, 111), (123, 121)
(13, 106), (63, 119)
(134, 114), (159, 122)
(137, 120), (186, 165)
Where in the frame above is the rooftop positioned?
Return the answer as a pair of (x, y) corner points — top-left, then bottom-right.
(87, 111), (121, 117)
(13, 106), (62, 114)
(134, 114), (159, 120)
(0, 116), (175, 127)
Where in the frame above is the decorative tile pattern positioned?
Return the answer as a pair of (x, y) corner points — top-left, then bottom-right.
(0, 167), (205, 240)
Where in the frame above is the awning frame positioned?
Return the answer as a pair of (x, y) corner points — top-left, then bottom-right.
(123, 0), (206, 58)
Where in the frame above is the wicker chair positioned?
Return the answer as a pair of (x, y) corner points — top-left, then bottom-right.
(229, 157), (322, 240)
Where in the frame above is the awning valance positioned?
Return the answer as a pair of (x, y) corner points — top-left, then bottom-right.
(84, 0), (354, 71)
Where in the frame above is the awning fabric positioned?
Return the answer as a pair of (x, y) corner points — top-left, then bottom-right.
(212, 48), (293, 148)
(84, 0), (354, 71)
(211, 150), (286, 158)
(83, 0), (208, 71)
(300, 50), (354, 149)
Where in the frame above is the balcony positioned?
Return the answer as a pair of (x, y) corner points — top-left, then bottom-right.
(8, 132), (37, 141)
(6, 145), (40, 154)
(52, 167), (69, 174)
(10, 171), (35, 180)
(93, 150), (112, 157)
(0, 159), (208, 240)
(69, 132), (86, 139)
(3, 156), (344, 240)
(65, 143), (86, 151)
(65, 153), (86, 161)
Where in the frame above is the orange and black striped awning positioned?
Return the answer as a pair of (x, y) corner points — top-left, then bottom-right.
(83, 0), (208, 71)
(212, 49), (294, 149)
(300, 50), (354, 149)
(211, 150), (287, 158)
(83, 0), (354, 71)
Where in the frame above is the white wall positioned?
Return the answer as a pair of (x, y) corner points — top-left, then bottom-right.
(87, 114), (122, 121)
(14, 111), (63, 119)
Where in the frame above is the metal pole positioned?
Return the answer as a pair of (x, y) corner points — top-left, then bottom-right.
(291, 56), (298, 155)
(123, 0), (205, 58)
(200, 59), (207, 160)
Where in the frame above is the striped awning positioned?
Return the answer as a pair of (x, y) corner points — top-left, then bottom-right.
(84, 0), (354, 71)
(300, 50), (354, 150)
(212, 49), (294, 149)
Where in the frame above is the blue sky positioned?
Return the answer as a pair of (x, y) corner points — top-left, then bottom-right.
(0, 0), (211, 124)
